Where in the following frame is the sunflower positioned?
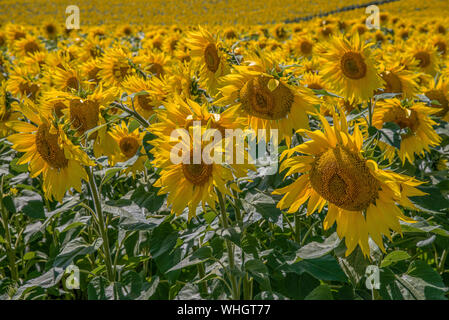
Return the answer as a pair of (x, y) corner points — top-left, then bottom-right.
(5, 24), (26, 44)
(377, 62), (420, 99)
(98, 47), (134, 87)
(185, 26), (230, 95)
(424, 77), (449, 121)
(121, 74), (168, 120)
(432, 35), (447, 56)
(7, 104), (94, 202)
(151, 126), (249, 220)
(62, 85), (119, 157)
(108, 121), (147, 176)
(216, 60), (318, 146)
(51, 63), (84, 92)
(14, 35), (43, 57)
(273, 112), (425, 257)
(320, 34), (383, 101)
(42, 22), (58, 39)
(290, 33), (314, 58)
(135, 51), (169, 78)
(407, 41), (441, 76)
(0, 84), (21, 137)
(6, 66), (41, 101)
(372, 98), (441, 164)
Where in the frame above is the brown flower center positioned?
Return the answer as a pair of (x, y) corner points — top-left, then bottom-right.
(414, 51), (431, 68)
(119, 137), (139, 158)
(137, 93), (154, 111)
(35, 123), (68, 169)
(204, 43), (219, 73)
(112, 62), (130, 81)
(24, 41), (40, 54)
(239, 75), (294, 120)
(381, 71), (403, 94)
(69, 99), (99, 138)
(340, 52), (367, 80)
(435, 41), (447, 55)
(18, 82), (39, 100)
(148, 63), (164, 77)
(182, 161), (213, 186)
(309, 146), (380, 211)
(300, 40), (313, 55)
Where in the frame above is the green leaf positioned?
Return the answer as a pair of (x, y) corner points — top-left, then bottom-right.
(304, 284), (333, 300)
(88, 276), (113, 300)
(22, 200), (45, 219)
(166, 247), (212, 272)
(245, 259), (271, 291)
(378, 122), (401, 149)
(54, 238), (103, 269)
(2, 195), (16, 213)
(297, 232), (340, 259)
(290, 255), (347, 282)
(381, 250), (411, 268)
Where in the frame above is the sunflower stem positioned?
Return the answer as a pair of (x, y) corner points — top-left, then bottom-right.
(86, 166), (115, 284)
(217, 189), (239, 300)
(294, 206), (304, 243)
(0, 176), (19, 283)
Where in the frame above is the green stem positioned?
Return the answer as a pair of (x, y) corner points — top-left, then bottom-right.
(217, 189), (239, 300)
(294, 206), (304, 244)
(439, 249), (447, 274)
(86, 167), (114, 283)
(0, 177), (18, 282)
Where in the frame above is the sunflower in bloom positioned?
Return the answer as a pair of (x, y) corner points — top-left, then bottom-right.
(108, 121), (147, 176)
(0, 84), (21, 137)
(7, 105), (94, 202)
(98, 47), (134, 87)
(273, 112), (425, 257)
(377, 61), (420, 99)
(407, 41), (441, 76)
(14, 35), (43, 57)
(151, 127), (249, 220)
(424, 76), (449, 121)
(185, 26), (229, 95)
(121, 74), (168, 120)
(320, 34), (383, 101)
(372, 98), (442, 164)
(216, 57), (319, 146)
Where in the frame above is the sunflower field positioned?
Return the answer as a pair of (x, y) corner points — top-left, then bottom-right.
(0, 0), (449, 301)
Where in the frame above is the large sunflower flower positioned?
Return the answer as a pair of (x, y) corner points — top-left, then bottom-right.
(273, 112), (425, 257)
(372, 98), (441, 164)
(185, 26), (230, 95)
(151, 128), (248, 220)
(216, 62), (318, 146)
(7, 105), (94, 202)
(320, 34), (383, 101)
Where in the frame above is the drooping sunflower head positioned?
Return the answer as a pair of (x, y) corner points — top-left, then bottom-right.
(274, 112), (425, 256)
(216, 64), (318, 146)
